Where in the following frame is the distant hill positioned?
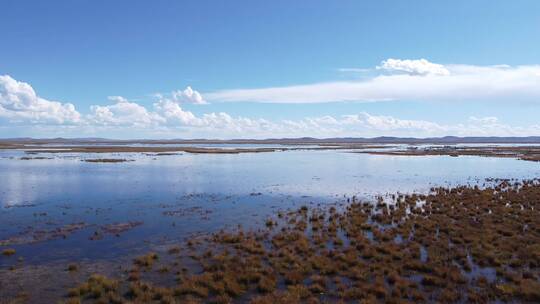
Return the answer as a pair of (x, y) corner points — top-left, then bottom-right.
(2, 136), (540, 144)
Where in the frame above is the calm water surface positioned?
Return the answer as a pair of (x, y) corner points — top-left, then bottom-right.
(0, 149), (539, 266)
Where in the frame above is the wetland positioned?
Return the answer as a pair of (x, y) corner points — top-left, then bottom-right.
(0, 139), (539, 303)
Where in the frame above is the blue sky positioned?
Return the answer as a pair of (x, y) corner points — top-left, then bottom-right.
(1, 0), (540, 138)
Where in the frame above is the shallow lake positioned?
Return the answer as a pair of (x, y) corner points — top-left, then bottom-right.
(1, 149), (539, 266)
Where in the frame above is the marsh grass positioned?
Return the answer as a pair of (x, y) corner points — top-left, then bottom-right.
(2, 248), (16, 256)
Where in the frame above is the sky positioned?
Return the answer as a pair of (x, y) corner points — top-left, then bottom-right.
(1, 0), (540, 139)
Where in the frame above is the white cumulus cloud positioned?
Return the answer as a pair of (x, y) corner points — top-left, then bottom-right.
(0, 75), (81, 124)
(378, 58), (450, 76)
(171, 86), (206, 104)
(87, 96), (165, 126)
(153, 98), (199, 125)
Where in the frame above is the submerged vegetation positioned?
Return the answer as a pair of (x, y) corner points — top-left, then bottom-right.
(56, 179), (540, 303)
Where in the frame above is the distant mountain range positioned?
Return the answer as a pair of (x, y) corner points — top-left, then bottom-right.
(2, 136), (540, 144)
